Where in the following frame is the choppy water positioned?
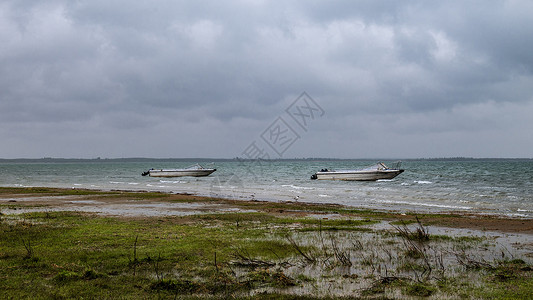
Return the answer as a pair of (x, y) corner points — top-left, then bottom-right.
(1, 159), (532, 218)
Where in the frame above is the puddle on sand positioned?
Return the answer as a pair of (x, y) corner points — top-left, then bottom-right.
(242, 226), (533, 298)
(1, 198), (257, 217)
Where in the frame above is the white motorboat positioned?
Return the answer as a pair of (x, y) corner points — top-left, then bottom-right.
(142, 164), (216, 178)
(310, 162), (404, 181)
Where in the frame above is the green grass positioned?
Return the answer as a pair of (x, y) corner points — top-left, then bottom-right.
(0, 210), (308, 298)
(1, 187), (532, 298)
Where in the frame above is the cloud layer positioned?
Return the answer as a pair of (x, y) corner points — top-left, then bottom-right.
(1, 0), (532, 158)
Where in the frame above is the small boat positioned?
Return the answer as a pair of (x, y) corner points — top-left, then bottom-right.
(310, 162), (404, 181)
(142, 164), (216, 178)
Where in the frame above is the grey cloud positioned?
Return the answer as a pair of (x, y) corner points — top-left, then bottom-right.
(1, 0), (532, 158)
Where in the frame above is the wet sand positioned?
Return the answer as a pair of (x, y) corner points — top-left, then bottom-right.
(1, 188), (532, 235)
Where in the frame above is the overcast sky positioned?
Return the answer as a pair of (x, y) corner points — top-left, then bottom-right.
(1, 0), (532, 159)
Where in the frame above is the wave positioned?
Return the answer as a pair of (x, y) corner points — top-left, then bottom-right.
(414, 180), (433, 184)
(281, 184), (314, 190)
(159, 180), (187, 184)
(378, 199), (472, 210)
(504, 213), (530, 218)
(211, 185), (240, 190)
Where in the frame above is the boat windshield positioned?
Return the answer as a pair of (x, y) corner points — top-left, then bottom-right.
(362, 162), (401, 170)
(324, 161), (401, 172)
(359, 163), (387, 171)
(186, 164), (205, 170)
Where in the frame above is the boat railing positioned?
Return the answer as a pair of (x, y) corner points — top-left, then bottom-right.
(390, 161), (402, 170)
(187, 163), (216, 170)
(186, 164), (203, 169)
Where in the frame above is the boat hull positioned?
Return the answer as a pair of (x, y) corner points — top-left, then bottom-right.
(314, 169), (404, 181)
(147, 169), (216, 178)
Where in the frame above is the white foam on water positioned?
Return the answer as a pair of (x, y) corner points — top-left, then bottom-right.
(505, 213), (530, 218)
(211, 185), (240, 189)
(281, 184), (314, 190)
(159, 180), (188, 184)
(378, 199), (473, 210)
(414, 180), (433, 184)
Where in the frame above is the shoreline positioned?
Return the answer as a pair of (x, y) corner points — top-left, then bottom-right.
(1, 186), (532, 235)
(2, 159), (532, 219)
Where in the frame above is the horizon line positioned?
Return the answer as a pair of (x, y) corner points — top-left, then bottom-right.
(1, 157), (532, 161)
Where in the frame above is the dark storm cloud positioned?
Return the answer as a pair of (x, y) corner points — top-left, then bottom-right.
(1, 0), (532, 158)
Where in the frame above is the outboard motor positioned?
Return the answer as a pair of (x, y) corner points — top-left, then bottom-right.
(141, 171), (149, 176)
(310, 174), (318, 180)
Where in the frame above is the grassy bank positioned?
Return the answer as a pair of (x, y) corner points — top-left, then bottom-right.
(1, 187), (532, 299)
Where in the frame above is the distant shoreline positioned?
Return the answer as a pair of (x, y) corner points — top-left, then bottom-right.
(1, 157), (532, 163)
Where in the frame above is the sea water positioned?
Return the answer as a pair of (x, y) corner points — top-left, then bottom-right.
(0, 159), (532, 218)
